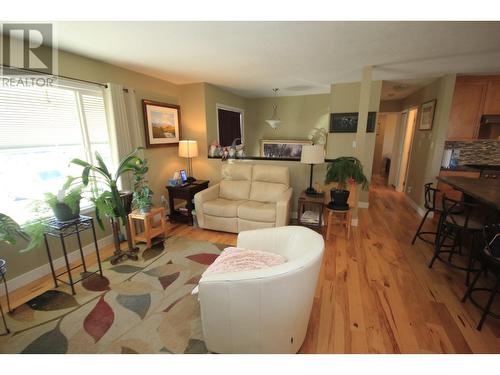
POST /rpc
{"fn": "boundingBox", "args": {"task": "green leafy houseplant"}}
[0,213,29,246]
[133,186,154,213]
[325,157,369,210]
[71,147,146,230]
[325,156,369,191]
[44,176,84,222]
[131,158,153,213]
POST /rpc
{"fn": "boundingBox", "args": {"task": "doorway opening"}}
[394,107,418,193]
[371,112,399,187]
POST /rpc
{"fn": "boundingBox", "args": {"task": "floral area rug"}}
[0,236,226,354]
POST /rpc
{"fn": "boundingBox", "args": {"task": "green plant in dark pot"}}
[44,176,84,222]
[325,156,369,210]
[133,186,153,214]
[71,148,146,264]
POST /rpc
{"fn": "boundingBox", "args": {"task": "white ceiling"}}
[50,21,500,97]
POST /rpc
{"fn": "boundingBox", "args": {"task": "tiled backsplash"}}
[444,140,500,166]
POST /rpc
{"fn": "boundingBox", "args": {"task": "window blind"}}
[0,79,111,223]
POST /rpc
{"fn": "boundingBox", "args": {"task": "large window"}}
[216,104,244,147]
[0,79,112,223]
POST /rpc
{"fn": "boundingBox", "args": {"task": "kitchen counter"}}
[436,175,500,210]
[440,166,480,172]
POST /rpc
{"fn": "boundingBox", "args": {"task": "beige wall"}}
[244,94,331,155]
[399,75,456,208]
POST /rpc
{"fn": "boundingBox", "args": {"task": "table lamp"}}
[301,144,325,195]
[178,140,199,182]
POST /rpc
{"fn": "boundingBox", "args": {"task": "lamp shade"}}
[300,144,324,164]
[178,140,199,158]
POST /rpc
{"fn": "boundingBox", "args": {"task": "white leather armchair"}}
[198,226,324,353]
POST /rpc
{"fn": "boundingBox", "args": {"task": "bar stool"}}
[428,195,483,285]
[412,182,442,246]
[462,224,500,330]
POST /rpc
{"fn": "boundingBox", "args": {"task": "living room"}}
[1,2,500,372]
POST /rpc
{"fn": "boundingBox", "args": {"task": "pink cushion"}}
[203,247,286,275]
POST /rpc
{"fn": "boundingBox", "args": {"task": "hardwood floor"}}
[3,177,500,353]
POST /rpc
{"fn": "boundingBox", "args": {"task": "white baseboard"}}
[358,201,369,209]
[1,234,113,296]
[405,195,432,218]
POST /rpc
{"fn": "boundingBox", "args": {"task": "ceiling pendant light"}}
[265,88,281,129]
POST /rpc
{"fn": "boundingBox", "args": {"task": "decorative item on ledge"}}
[260,139,312,160]
[301,145,325,196]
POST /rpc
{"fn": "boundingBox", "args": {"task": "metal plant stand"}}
[43,215,103,295]
[0,259,10,335]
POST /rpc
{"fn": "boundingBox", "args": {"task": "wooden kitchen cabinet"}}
[484,81,500,114]
[447,79,488,140]
[447,76,500,140]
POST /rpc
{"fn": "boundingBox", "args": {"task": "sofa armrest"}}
[275,187,293,227]
[194,184,220,228]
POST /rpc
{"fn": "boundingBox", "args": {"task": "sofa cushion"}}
[219,164,252,201]
[203,198,246,218]
[250,165,290,203]
[238,201,276,222]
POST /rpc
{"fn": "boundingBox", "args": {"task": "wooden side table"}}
[297,191,325,234]
[128,207,166,248]
[166,180,209,225]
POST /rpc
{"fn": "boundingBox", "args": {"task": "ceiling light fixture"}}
[265,88,281,129]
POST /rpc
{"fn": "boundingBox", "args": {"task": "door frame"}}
[395,106,418,193]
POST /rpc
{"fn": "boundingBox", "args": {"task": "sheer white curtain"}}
[104,83,144,190]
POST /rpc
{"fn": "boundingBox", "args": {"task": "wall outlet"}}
[352,141,357,148]
[407,186,413,194]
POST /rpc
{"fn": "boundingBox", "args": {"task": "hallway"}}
[300,178,500,353]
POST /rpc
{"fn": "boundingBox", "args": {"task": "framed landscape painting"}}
[419,99,436,130]
[142,100,181,147]
[260,139,312,160]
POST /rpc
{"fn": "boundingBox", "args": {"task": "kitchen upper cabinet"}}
[447,79,488,140]
[484,81,500,114]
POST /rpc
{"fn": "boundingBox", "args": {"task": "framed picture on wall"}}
[329,112,378,133]
[260,139,312,160]
[142,99,181,147]
[419,99,436,130]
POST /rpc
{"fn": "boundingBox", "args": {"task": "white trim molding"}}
[358,201,369,209]
[405,195,433,218]
[1,234,114,296]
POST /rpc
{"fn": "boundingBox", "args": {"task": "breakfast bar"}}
[436,175,500,210]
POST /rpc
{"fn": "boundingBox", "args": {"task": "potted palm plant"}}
[71,148,146,264]
[325,156,369,210]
